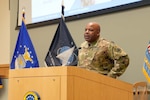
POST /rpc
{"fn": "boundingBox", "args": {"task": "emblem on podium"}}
[24,91,40,100]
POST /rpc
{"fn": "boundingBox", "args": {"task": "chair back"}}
[133,81,148,100]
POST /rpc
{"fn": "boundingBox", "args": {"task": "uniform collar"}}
[82,38,101,48]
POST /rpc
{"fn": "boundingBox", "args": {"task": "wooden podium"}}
[8,66,133,100]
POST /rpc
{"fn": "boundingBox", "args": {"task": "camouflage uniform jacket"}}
[78,38,129,78]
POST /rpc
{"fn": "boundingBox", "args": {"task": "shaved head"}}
[84,22,101,43]
[87,22,100,33]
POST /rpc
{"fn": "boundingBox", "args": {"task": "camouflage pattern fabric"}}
[78,38,129,78]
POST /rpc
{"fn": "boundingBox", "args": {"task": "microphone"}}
[78,47,81,50]
[74,47,81,52]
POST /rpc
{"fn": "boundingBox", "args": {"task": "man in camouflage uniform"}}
[78,22,129,78]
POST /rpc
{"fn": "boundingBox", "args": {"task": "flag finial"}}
[61,0,65,20]
[22,7,26,23]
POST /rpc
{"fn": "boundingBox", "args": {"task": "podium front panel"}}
[9,76,61,100]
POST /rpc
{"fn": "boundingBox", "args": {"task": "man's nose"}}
[85,30,89,33]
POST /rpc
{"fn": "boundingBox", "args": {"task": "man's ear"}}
[97,33,100,36]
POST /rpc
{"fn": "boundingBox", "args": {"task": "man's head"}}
[84,22,100,43]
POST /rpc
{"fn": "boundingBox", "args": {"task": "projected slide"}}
[18,0,141,26]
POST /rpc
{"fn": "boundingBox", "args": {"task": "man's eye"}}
[89,29,94,31]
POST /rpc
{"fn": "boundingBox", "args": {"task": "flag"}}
[44,2,78,66]
[44,18,78,66]
[10,12,39,69]
[142,41,150,83]
[0,79,2,88]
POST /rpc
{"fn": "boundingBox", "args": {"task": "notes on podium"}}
[8,66,133,100]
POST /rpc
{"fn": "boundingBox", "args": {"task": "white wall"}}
[0,0,10,63]
[0,0,10,100]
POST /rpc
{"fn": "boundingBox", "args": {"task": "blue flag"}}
[44,18,78,66]
[10,20,39,69]
[142,41,150,83]
[0,80,1,84]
